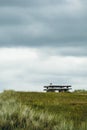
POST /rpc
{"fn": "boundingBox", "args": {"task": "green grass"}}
[0,90,87,130]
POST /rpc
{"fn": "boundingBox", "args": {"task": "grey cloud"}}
[0,0,87,91]
[58,47,87,57]
[38,47,87,57]
[0,0,87,56]
[0,0,65,7]
[0,7,32,25]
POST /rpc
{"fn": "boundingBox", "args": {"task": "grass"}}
[0,90,87,130]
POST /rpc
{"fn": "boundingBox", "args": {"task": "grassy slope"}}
[0,90,87,130]
[17,91,87,122]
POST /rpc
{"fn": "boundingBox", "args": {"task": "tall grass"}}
[0,97,56,130]
[0,90,87,130]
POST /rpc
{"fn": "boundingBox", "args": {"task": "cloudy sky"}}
[0,0,87,91]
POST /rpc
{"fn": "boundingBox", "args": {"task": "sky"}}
[0,0,87,91]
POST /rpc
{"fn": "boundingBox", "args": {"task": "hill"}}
[0,90,87,130]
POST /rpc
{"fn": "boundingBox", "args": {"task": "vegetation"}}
[0,90,87,130]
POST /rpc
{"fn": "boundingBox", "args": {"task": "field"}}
[0,90,87,130]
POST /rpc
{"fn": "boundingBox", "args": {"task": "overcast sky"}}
[0,0,87,91]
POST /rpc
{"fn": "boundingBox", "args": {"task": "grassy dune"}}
[0,90,87,130]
